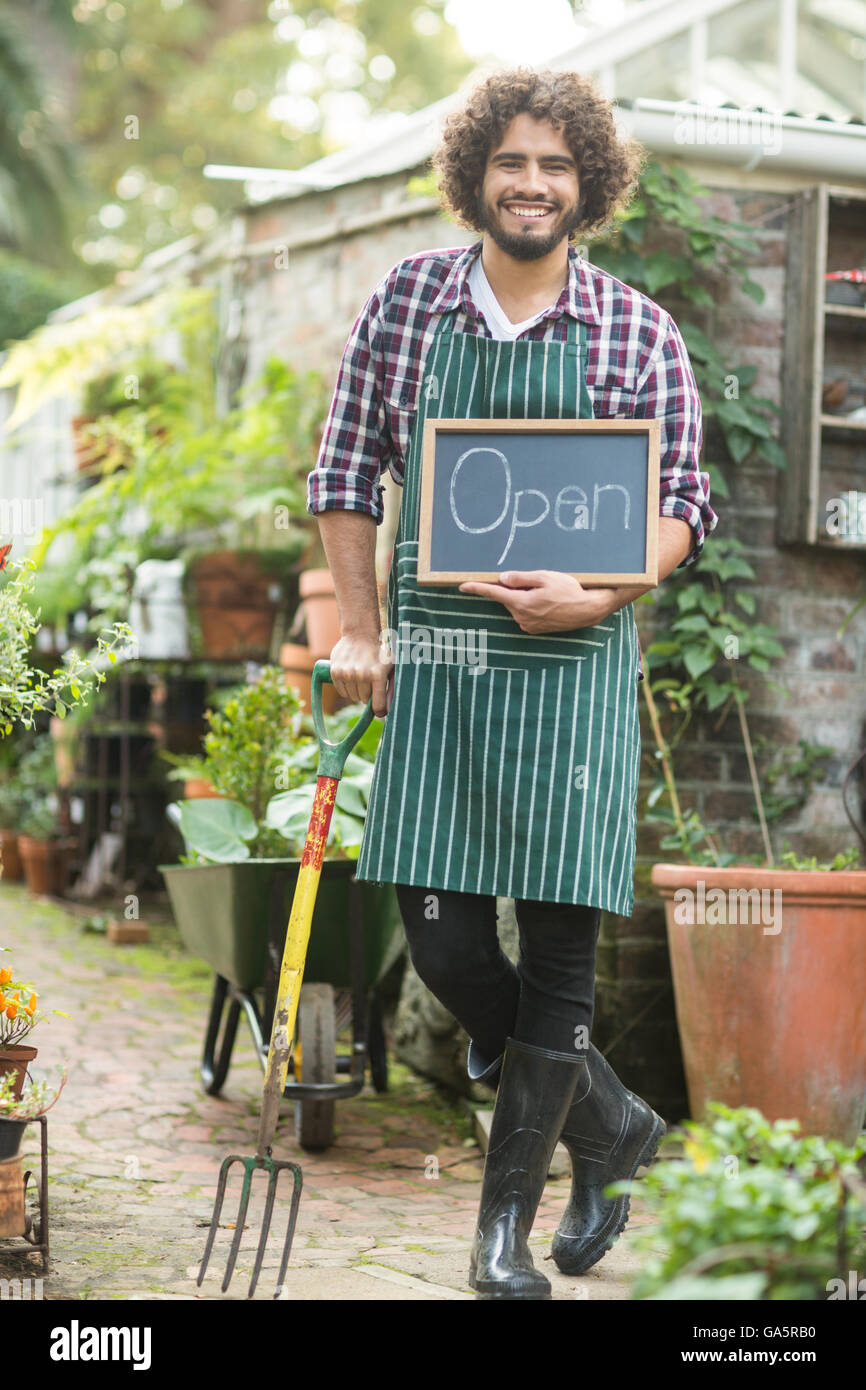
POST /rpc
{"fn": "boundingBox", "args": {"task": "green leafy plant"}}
[777,845,861,872]
[0,1067,67,1121]
[5,285,328,633]
[80,356,179,417]
[163,666,306,859]
[168,698,385,863]
[0,774,27,832]
[609,1103,866,1301]
[0,558,131,736]
[0,949,69,1047]
[264,706,386,858]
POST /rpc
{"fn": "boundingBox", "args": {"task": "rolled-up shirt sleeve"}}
[306,278,394,523]
[635,312,718,567]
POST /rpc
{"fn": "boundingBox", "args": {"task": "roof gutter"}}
[617,99,866,181]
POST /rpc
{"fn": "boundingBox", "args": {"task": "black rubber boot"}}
[469,1038,583,1300]
[551,1043,666,1276]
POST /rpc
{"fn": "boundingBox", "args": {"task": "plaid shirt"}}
[307,240,717,567]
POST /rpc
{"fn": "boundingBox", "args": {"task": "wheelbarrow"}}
[161,676,403,1150]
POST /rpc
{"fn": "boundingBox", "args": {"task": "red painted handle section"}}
[300,775,340,870]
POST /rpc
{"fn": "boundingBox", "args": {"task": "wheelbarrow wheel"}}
[295,982,336,1151]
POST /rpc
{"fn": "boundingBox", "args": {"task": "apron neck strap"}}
[439,309,584,346]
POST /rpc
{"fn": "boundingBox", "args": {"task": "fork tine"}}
[273,1163,304,1300]
[197,1155,237,1287]
[247,1164,281,1299]
[221,1159,256,1293]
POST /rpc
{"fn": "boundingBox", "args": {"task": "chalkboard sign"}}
[418,418,660,586]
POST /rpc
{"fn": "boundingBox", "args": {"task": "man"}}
[307,68,717,1299]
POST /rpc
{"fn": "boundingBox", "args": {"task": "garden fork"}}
[197,659,374,1298]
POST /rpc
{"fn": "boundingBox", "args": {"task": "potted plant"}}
[72,354,177,475]
[12,738,72,898]
[0,1068,66,1239]
[0,774,27,881]
[3,292,327,654]
[640,538,866,1143]
[609,1102,866,1300]
[160,668,402,995]
[0,1068,67,1159]
[0,555,129,885]
[0,950,67,1100]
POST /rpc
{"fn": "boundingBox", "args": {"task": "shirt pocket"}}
[384,375,419,482]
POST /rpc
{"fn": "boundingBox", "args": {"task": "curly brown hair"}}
[432,69,643,241]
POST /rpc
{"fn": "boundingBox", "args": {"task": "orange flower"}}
[0,968,11,985]
[6,1002,17,1020]
[28,993,36,1010]
[0,994,5,1012]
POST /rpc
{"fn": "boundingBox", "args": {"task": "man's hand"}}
[458,570,615,633]
[329,632,394,717]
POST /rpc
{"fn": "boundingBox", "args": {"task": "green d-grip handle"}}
[312,659,375,778]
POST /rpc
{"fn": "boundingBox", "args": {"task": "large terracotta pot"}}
[299,568,341,657]
[17,836,70,898]
[0,1045,38,1101]
[652,864,866,1144]
[189,551,279,661]
[0,830,23,882]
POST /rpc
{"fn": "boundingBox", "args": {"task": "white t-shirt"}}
[467,254,560,341]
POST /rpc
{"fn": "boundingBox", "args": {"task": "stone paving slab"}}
[0,883,656,1302]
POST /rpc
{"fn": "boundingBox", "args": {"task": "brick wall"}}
[595,187,866,1120]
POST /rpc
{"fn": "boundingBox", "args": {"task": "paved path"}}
[0,883,657,1301]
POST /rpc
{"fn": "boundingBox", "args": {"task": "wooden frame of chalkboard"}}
[418,418,661,586]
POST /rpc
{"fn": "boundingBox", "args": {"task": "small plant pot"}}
[0,1045,38,1101]
[17,836,70,897]
[279,642,339,714]
[0,1154,25,1237]
[299,568,341,657]
[183,779,223,800]
[0,830,24,882]
[0,1119,28,1162]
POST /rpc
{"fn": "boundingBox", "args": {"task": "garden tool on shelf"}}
[197,659,374,1299]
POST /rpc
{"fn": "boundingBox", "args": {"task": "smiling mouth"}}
[503,203,557,220]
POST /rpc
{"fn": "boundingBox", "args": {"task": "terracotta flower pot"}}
[299,568,341,657]
[652,863,866,1143]
[183,779,224,800]
[279,642,338,715]
[0,1154,25,1237]
[0,1045,38,1101]
[189,551,279,661]
[17,836,70,898]
[0,830,23,882]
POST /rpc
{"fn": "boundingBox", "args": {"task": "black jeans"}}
[395,884,601,1059]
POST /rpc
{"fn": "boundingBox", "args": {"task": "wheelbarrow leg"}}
[201,974,242,1096]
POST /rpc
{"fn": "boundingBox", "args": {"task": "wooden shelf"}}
[820,414,866,432]
[824,303,866,319]
[778,184,866,548]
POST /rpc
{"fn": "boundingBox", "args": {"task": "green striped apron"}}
[355,308,641,915]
